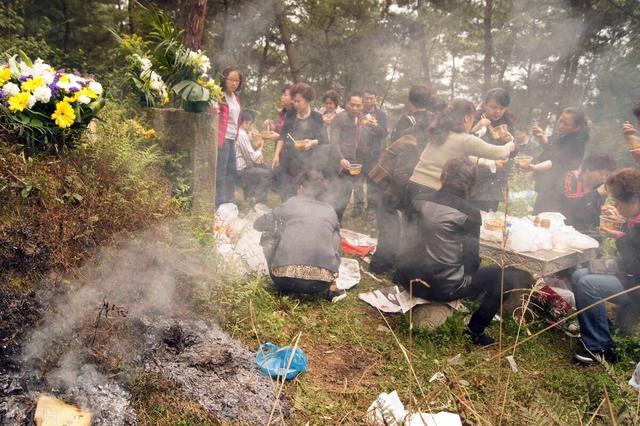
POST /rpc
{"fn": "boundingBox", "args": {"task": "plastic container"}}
[514,155,533,169]
[600,215,625,231]
[349,163,363,176]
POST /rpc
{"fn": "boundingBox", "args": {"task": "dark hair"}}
[221,66,243,93]
[484,88,510,107]
[428,99,476,145]
[240,110,254,124]
[282,83,294,94]
[632,100,640,118]
[346,91,363,102]
[297,169,327,200]
[322,90,339,106]
[363,89,377,96]
[562,106,587,128]
[429,95,447,113]
[606,168,640,203]
[440,158,477,197]
[409,84,432,109]
[582,153,616,172]
[291,82,315,102]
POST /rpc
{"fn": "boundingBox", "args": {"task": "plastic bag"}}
[507,222,552,252]
[629,362,640,391]
[216,203,239,223]
[255,343,307,381]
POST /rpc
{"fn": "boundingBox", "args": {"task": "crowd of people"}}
[213,65,640,366]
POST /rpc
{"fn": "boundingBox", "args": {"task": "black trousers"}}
[401,265,519,334]
[335,172,364,221]
[370,189,402,271]
[270,274,331,296]
[240,165,271,203]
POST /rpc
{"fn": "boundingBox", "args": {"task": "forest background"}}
[2,0,640,167]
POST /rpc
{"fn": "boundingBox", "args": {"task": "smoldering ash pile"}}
[0,222,288,425]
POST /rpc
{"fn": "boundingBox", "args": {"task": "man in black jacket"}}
[396,158,527,345]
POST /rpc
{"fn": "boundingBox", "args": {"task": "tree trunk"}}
[416,0,432,85]
[128,0,136,34]
[450,54,456,100]
[482,0,493,93]
[61,0,71,53]
[538,59,565,126]
[274,0,301,83]
[184,0,208,50]
[255,36,270,105]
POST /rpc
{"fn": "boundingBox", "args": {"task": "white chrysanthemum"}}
[32,58,54,77]
[41,71,55,85]
[27,95,36,109]
[77,94,91,104]
[56,81,81,92]
[134,54,153,72]
[88,81,103,96]
[2,82,20,97]
[33,86,52,103]
[68,73,85,85]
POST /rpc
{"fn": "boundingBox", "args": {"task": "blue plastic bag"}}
[255,342,308,380]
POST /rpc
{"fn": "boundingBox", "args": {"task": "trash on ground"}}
[366,390,462,426]
[359,285,463,314]
[341,229,377,257]
[506,355,518,372]
[34,394,92,426]
[336,257,361,290]
[256,342,308,381]
[447,353,464,366]
[429,372,445,383]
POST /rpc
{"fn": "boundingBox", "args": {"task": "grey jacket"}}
[254,195,341,272]
[397,187,482,298]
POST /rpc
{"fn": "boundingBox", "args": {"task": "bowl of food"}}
[490,124,510,142]
[484,218,506,232]
[514,155,533,169]
[600,215,625,232]
[349,163,363,176]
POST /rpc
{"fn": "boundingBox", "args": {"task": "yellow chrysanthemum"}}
[51,101,76,128]
[63,93,80,103]
[79,86,98,99]
[8,92,31,112]
[21,76,45,93]
[0,67,10,86]
[58,74,70,83]
[143,129,157,139]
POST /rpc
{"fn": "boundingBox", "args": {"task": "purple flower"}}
[3,101,8,107]
[69,86,79,93]
[49,83,60,97]
[19,74,32,82]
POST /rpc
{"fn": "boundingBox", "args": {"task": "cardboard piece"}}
[34,394,92,426]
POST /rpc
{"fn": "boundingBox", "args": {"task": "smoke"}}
[22,220,217,368]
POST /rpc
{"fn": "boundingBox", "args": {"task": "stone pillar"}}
[148,108,218,215]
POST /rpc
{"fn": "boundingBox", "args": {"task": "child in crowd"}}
[560,153,616,233]
[235,111,271,204]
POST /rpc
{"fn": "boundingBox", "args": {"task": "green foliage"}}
[0,105,173,283]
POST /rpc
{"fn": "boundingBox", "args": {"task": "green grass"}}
[206,262,640,424]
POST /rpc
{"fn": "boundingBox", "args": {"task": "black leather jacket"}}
[397,186,482,299]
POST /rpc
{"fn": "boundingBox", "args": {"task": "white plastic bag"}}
[336,258,361,290]
[215,203,239,223]
[629,362,640,391]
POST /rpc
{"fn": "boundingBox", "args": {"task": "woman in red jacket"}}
[216,66,243,207]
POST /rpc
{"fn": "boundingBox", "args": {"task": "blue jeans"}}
[572,268,631,351]
[215,138,237,206]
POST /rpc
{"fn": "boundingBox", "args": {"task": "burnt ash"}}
[143,318,290,424]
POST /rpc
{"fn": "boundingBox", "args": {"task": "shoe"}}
[326,289,347,303]
[464,327,495,346]
[574,343,617,366]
